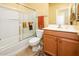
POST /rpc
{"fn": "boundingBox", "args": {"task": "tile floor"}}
[16,46,37,56]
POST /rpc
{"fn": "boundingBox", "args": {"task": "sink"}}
[43,24,77,33]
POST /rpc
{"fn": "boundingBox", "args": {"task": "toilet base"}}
[32,45,40,52]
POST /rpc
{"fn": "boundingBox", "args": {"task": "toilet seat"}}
[29,37,41,46]
[29,37,40,43]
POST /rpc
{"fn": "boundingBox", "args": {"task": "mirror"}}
[49,3,79,28]
[56,3,79,26]
[56,8,69,26]
[70,3,79,25]
[70,3,76,25]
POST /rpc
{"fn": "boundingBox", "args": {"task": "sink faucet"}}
[58,24,61,28]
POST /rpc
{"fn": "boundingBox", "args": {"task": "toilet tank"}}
[36,29,44,38]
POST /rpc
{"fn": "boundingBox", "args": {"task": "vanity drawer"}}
[44,29,79,41]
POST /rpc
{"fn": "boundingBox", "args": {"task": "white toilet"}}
[29,29,44,52]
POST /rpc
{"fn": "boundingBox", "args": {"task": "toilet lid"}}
[29,37,40,43]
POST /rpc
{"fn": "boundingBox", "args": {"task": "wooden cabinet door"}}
[58,38,79,56]
[43,35,57,56]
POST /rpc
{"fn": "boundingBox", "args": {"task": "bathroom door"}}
[38,16,44,29]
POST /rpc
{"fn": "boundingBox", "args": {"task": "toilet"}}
[29,29,44,52]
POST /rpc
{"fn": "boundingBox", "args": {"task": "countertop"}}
[43,24,78,33]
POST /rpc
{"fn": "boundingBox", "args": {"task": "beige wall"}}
[49,3,72,24]
[24,3,49,16]
[23,3,49,27]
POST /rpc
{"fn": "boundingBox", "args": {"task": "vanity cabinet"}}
[43,30,79,56]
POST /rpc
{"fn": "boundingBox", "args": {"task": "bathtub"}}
[0,35,33,56]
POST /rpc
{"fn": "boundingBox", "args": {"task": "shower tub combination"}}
[0,35,35,56]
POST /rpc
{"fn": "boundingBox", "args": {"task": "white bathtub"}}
[0,35,33,56]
